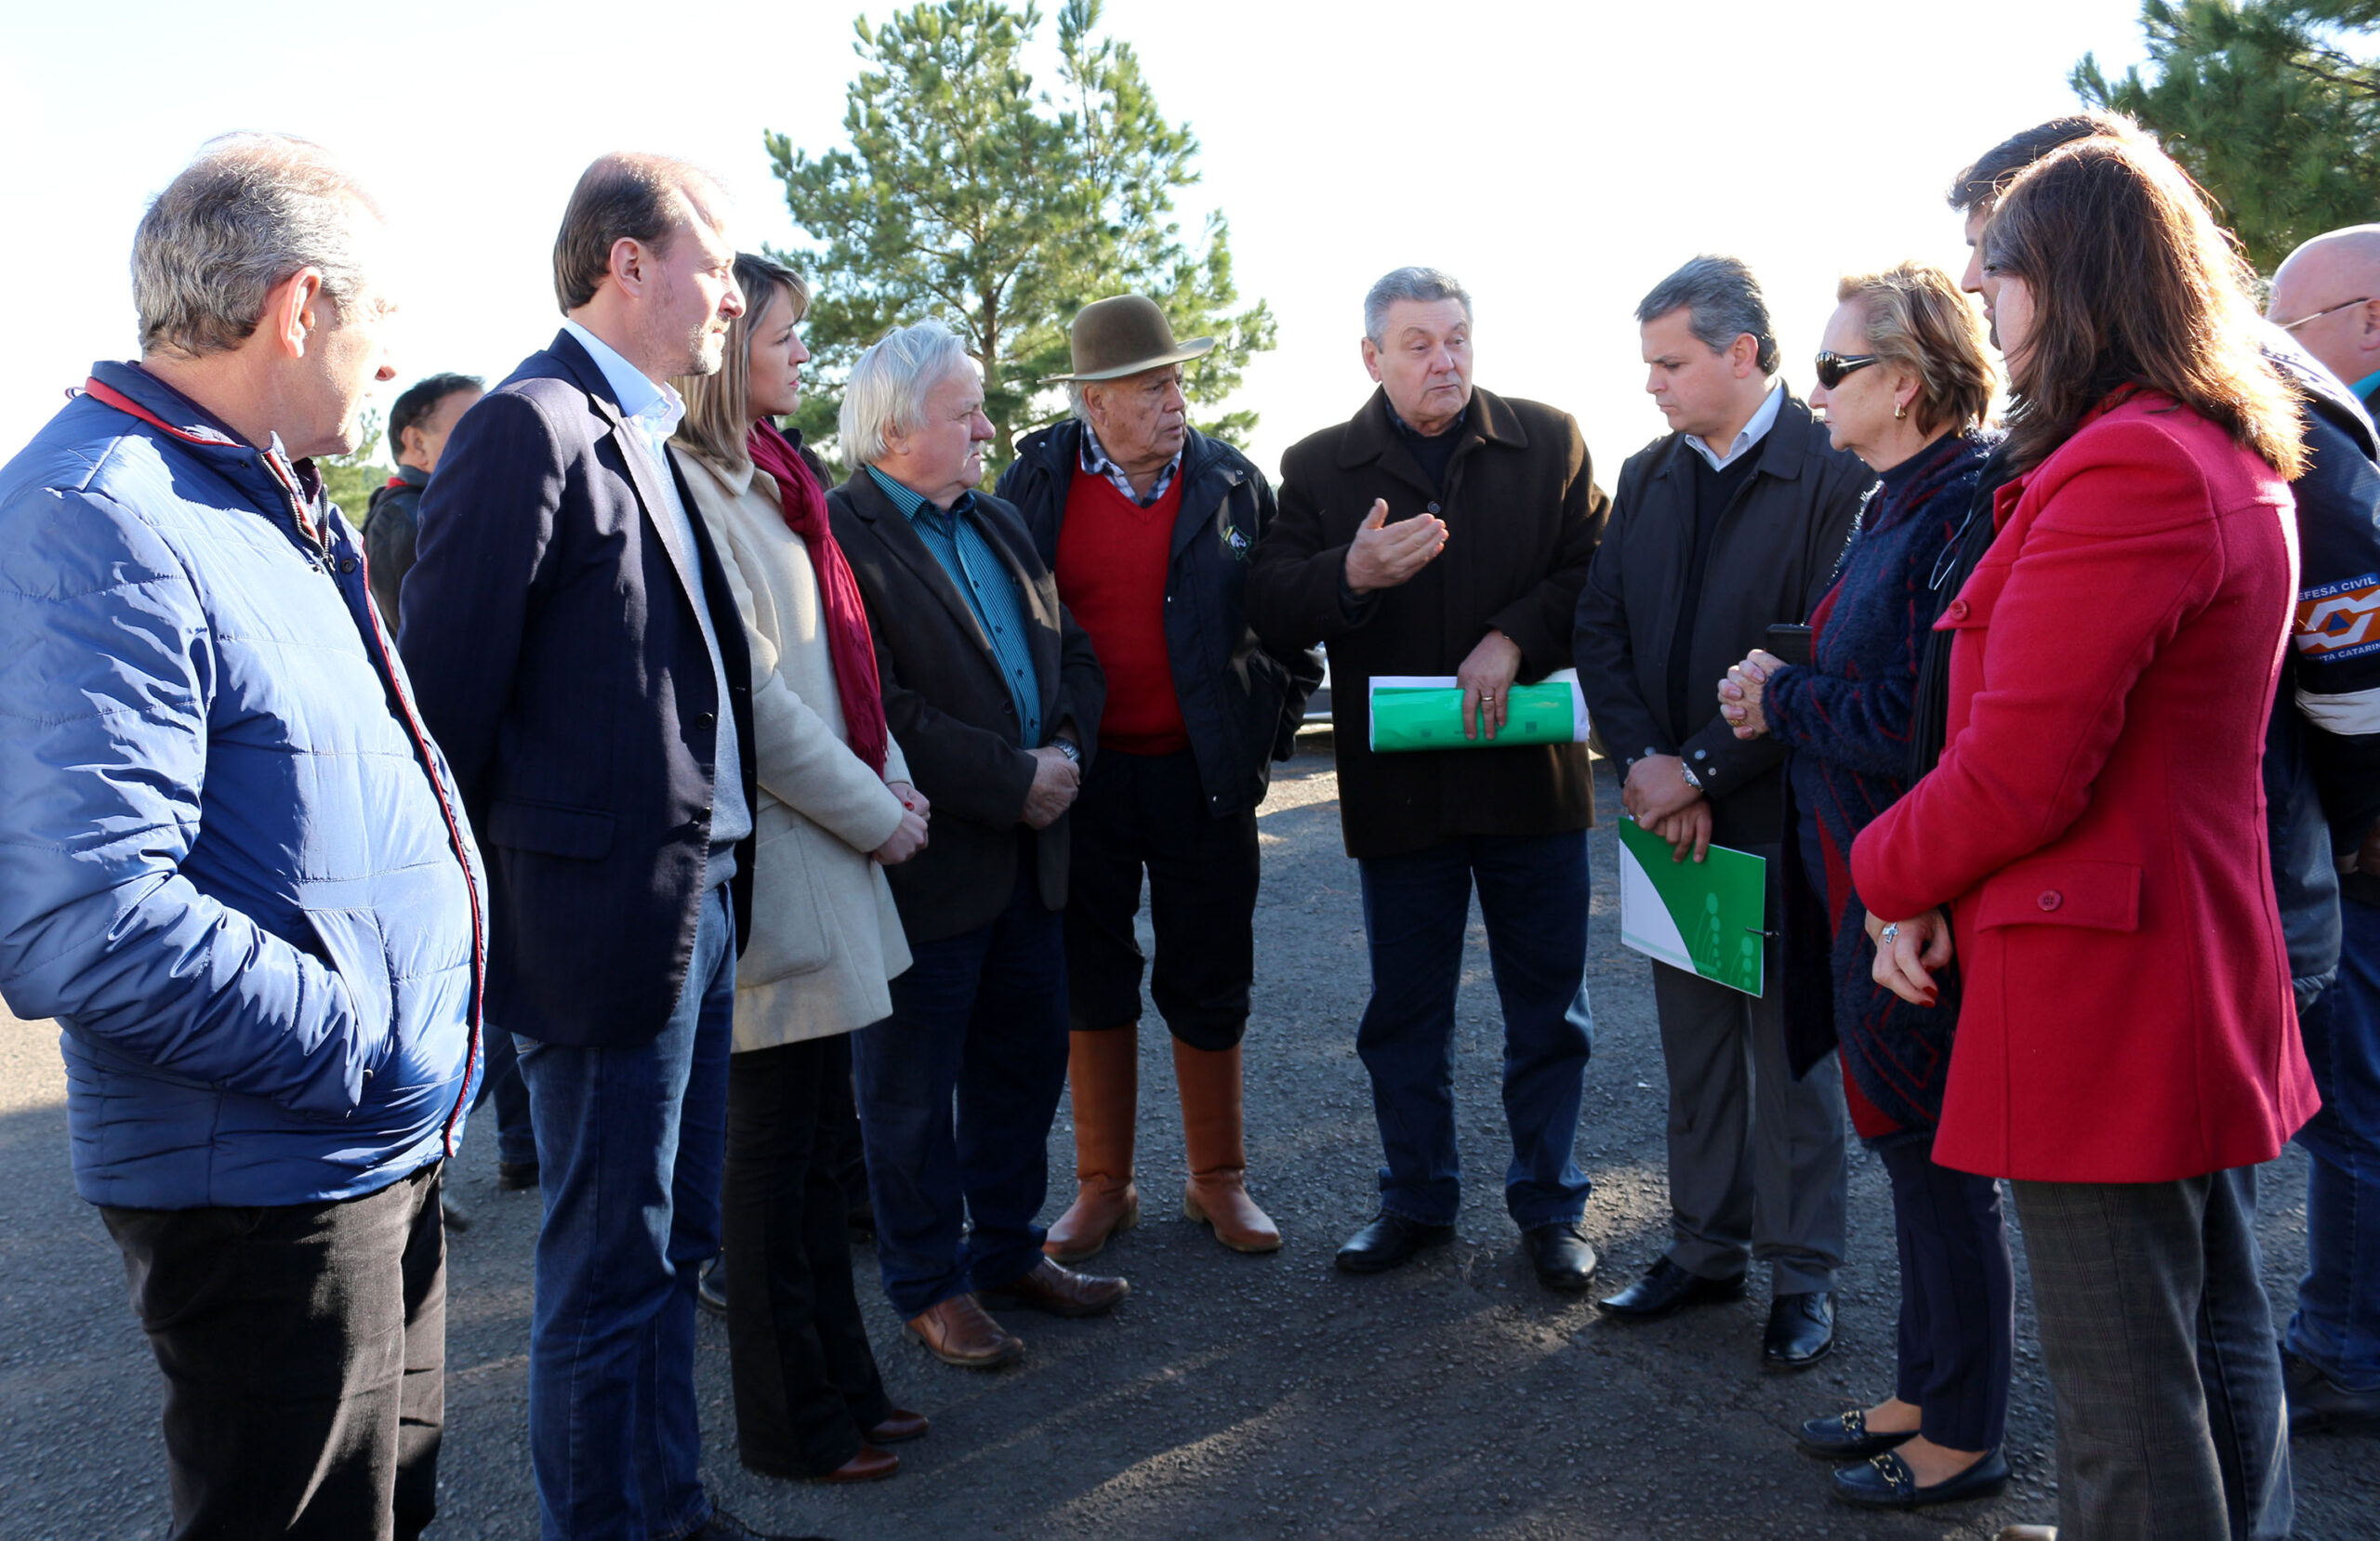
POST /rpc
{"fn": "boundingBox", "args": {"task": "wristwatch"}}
[1680,762,1704,792]
[1052,738,1082,765]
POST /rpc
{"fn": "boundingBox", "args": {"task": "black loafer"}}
[1334,1213,1454,1274]
[697,1255,728,1318]
[1595,1257,1747,1320]
[1522,1222,1599,1291]
[1764,1289,1836,1370]
[496,1160,540,1192]
[1795,1406,1914,1459]
[2284,1347,2380,1432]
[1831,1447,2009,1509]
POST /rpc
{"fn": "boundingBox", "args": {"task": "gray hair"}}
[132,134,384,359]
[1634,255,1779,375]
[840,321,975,470]
[1364,266,1473,343]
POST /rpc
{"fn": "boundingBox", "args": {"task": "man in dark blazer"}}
[826,321,1123,1372]
[1572,255,1870,1373]
[398,154,791,1541]
[1247,267,1609,1293]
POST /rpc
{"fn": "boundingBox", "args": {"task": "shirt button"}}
[694,711,716,729]
[1693,750,1708,760]
[2038,890,2063,912]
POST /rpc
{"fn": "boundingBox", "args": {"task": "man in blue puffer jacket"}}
[0,136,483,1541]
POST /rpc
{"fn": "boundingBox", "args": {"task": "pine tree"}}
[764,0,1276,478]
[319,408,387,531]
[2075,0,2380,271]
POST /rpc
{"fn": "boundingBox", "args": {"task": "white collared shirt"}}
[1683,381,1785,472]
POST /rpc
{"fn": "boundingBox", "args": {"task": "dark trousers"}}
[853,859,1070,1318]
[1065,746,1261,1050]
[1354,830,1594,1229]
[473,1022,537,1168]
[723,1033,892,1476]
[2013,1169,2292,1541]
[1878,1140,2013,1452]
[515,884,734,1541]
[2292,893,2380,1390]
[100,1161,446,1541]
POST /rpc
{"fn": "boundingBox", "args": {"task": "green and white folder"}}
[1616,816,1768,997]
[1368,668,1590,752]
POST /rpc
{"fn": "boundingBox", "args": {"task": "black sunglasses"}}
[1814,351,1880,389]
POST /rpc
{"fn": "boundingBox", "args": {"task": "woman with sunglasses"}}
[1717,260,2009,1510]
[1853,138,2313,1539]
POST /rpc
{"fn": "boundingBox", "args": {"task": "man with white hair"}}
[0,136,483,1539]
[826,321,1122,1371]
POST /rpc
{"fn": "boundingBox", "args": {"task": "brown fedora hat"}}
[1044,295,1215,383]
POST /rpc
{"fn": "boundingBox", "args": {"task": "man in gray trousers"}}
[1571,256,1869,1368]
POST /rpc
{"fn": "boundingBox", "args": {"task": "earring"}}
[1895,402,1908,420]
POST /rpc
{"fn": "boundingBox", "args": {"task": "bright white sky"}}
[1,0,2152,484]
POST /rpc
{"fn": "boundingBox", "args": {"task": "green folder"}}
[1368,668,1590,752]
[1615,816,1769,996]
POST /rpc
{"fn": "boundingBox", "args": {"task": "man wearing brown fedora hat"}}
[999,295,1321,1262]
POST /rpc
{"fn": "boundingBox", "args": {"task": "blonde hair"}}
[1835,261,1995,437]
[672,251,811,469]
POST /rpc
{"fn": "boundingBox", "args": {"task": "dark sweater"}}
[1765,430,1993,1142]
[1664,449,1763,735]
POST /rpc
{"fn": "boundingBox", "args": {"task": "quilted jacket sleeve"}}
[0,482,385,1116]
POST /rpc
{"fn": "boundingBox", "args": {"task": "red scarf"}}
[746,420,889,776]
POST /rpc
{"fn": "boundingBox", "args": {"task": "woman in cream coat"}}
[672,253,931,1485]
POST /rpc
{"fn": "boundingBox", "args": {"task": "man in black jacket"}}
[827,321,1125,1374]
[362,371,480,628]
[999,295,1321,1267]
[399,155,794,1541]
[1573,255,1870,1370]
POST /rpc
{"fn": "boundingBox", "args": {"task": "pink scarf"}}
[746,420,889,776]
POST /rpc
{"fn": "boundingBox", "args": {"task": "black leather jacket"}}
[1000,420,1322,818]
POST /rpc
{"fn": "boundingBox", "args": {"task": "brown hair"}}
[1836,261,1995,437]
[671,253,812,469]
[1982,136,2304,477]
[551,152,720,313]
[1945,112,2137,215]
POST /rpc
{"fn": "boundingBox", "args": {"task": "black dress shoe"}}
[1522,1222,1599,1291]
[693,1508,833,1541]
[1594,1257,1747,1320]
[697,1255,728,1318]
[496,1160,540,1192]
[1764,1289,1836,1370]
[1334,1213,1454,1274]
[1794,1406,1914,1459]
[2284,1346,2380,1431]
[1831,1447,2009,1509]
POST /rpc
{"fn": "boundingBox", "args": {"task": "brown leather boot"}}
[1043,1026,1138,1262]
[1175,1039,1281,1253]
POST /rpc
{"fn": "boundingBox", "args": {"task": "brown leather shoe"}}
[1175,1039,1281,1253]
[865,1408,929,1445]
[1045,1026,1140,1262]
[979,1257,1130,1318]
[903,1294,1024,1368]
[814,1445,899,1482]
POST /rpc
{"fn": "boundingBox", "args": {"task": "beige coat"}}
[676,447,913,1048]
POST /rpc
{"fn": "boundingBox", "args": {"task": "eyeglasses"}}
[1814,351,1880,389]
[2276,296,2374,332]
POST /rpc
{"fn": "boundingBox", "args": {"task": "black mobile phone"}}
[1764,624,1814,668]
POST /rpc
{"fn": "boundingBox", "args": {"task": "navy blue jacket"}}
[999,421,1322,816]
[399,331,756,1050]
[0,362,485,1208]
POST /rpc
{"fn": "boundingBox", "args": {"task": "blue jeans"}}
[853,862,1069,1320]
[1354,831,1593,1229]
[515,884,734,1541]
[2292,894,2380,1392]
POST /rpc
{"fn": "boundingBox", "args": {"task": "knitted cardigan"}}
[1765,429,1995,1143]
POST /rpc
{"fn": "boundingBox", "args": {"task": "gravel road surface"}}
[3,749,2373,1539]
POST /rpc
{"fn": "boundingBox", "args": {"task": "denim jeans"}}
[515,884,734,1541]
[2291,894,2380,1392]
[1354,831,1593,1230]
[473,1023,537,1168]
[853,861,1069,1319]
[2014,1168,2292,1541]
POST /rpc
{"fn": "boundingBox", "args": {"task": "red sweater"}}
[1055,465,1188,755]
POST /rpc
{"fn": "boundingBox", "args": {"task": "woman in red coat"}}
[1851,135,2316,1540]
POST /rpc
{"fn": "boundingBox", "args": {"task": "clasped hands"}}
[1717,648,1784,740]
[875,781,931,864]
[1021,742,1081,830]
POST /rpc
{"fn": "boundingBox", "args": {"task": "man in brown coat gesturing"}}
[1248,267,1609,1290]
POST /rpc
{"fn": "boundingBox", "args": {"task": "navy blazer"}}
[827,468,1104,945]
[398,330,756,1049]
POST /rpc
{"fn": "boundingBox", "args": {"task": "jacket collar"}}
[1333,386,1526,500]
[544,328,705,604]
[1648,389,1818,486]
[838,463,1007,661]
[89,360,257,453]
[84,361,328,541]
